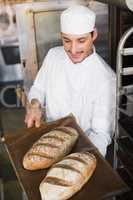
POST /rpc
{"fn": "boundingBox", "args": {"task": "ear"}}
[92,28,98,42]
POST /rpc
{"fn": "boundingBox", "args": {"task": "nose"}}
[70,42,77,54]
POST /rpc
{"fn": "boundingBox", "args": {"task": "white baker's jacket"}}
[28,46,116,156]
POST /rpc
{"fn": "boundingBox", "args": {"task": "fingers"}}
[25,111,42,128]
[24,114,28,125]
[24,99,42,128]
[25,114,34,128]
[27,117,34,128]
[35,111,42,127]
[35,117,41,128]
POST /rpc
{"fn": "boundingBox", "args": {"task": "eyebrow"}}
[78,37,86,40]
[62,37,70,40]
[62,37,86,40]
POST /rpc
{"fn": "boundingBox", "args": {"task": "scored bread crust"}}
[23,126,79,170]
[39,152,96,200]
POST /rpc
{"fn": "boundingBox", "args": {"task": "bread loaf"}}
[39,152,96,200]
[23,126,79,170]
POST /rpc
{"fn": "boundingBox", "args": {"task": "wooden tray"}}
[4,116,129,200]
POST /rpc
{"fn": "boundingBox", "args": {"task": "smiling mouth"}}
[70,52,83,59]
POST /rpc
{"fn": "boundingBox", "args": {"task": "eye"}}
[64,40,70,43]
[79,39,86,43]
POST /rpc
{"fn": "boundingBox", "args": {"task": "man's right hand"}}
[25,99,43,128]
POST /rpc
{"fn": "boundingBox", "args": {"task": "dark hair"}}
[90,31,94,37]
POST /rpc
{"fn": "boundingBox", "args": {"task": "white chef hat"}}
[60,5,96,35]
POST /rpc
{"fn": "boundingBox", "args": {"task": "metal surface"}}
[116,26,133,123]
[96,0,133,11]
[119,112,133,142]
[0,41,23,84]
[4,116,129,200]
[114,27,133,169]
[108,5,119,68]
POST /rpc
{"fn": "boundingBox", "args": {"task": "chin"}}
[72,60,82,64]
[68,55,83,64]
[71,57,84,64]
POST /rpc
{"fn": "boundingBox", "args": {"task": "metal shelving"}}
[114,27,133,179]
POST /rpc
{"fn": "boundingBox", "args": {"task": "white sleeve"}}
[88,79,116,157]
[28,54,49,107]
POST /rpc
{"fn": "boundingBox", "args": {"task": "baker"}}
[25,5,116,157]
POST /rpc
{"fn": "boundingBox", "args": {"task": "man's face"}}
[61,31,97,64]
